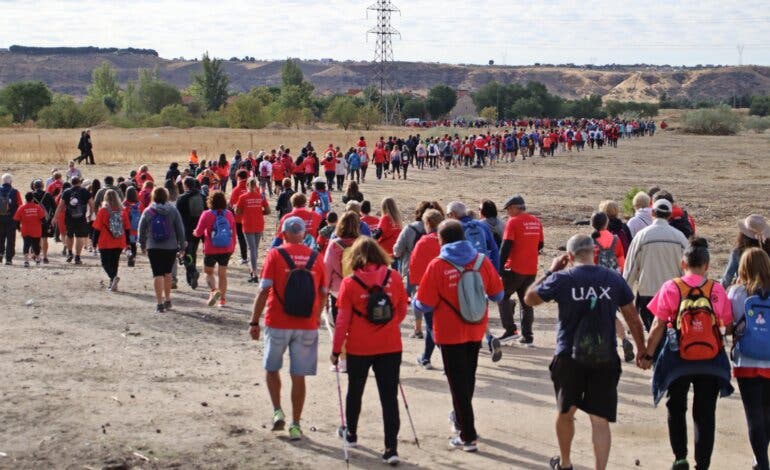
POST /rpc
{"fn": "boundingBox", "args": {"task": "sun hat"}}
[738,214,770,244]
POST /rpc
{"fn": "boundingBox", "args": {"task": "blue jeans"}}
[421,311,436,363]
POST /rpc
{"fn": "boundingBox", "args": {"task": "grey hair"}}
[1,173,12,185]
[446,201,467,218]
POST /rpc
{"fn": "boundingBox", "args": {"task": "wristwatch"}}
[544,270,553,278]
[249,321,259,327]
[643,354,654,361]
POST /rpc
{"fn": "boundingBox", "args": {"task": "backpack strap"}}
[305,250,318,270]
[472,254,485,271]
[277,247,296,270]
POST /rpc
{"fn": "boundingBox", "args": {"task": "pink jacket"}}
[323,237,357,296]
[193,209,236,255]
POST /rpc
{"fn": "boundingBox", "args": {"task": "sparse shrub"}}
[158,104,195,128]
[681,104,740,135]
[744,115,770,134]
[622,187,646,218]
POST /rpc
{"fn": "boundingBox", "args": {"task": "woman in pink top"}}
[642,238,733,470]
[193,190,236,308]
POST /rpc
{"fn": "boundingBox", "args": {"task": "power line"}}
[367,0,401,124]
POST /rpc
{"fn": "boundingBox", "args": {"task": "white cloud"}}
[0,0,768,65]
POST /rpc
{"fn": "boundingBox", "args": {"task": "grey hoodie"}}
[138,202,186,250]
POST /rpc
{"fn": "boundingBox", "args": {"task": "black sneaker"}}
[498,328,520,344]
[671,459,689,470]
[549,456,573,470]
[488,337,503,362]
[382,449,400,466]
[622,338,635,363]
[127,256,135,267]
[155,303,165,314]
[164,300,172,310]
[74,256,82,265]
[519,336,534,347]
[4,260,12,266]
[66,254,73,263]
[190,270,200,290]
[336,426,358,448]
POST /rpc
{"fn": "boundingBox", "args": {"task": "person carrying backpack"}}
[0,174,23,265]
[414,220,504,452]
[138,187,186,313]
[728,248,770,470]
[308,177,332,218]
[175,177,206,286]
[641,238,734,470]
[331,237,408,466]
[31,179,56,264]
[53,176,93,265]
[447,201,500,271]
[249,216,327,442]
[12,191,46,267]
[323,212,361,333]
[92,190,130,291]
[194,190,236,308]
[229,169,250,266]
[591,211,636,363]
[524,234,646,470]
[721,214,770,288]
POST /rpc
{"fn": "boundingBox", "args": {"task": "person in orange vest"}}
[189,150,200,174]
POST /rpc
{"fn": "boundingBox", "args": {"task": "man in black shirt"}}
[175,177,205,288]
[54,177,93,264]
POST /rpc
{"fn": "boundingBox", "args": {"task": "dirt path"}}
[1,130,768,469]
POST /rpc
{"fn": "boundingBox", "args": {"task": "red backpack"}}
[673,278,722,361]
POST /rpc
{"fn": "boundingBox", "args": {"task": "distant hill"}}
[1,49,769,103]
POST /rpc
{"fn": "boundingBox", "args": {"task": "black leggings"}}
[346,352,401,452]
[335,175,344,191]
[99,247,121,280]
[666,375,720,469]
[441,341,480,442]
[22,236,41,257]
[293,174,305,193]
[738,377,770,470]
[235,223,247,261]
[360,165,368,181]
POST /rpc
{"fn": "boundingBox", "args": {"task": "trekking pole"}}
[335,364,350,467]
[398,382,420,448]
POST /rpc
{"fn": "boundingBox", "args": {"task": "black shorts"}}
[549,354,621,422]
[204,253,231,268]
[66,218,90,238]
[147,248,177,277]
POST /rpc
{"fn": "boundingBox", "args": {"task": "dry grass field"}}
[0,123,769,469]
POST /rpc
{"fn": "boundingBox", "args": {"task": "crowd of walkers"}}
[1,128,768,469]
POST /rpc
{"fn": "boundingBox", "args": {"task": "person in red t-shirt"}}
[275,193,322,242]
[236,178,271,283]
[229,169,250,264]
[414,220,504,451]
[271,159,285,196]
[13,191,46,267]
[249,216,327,441]
[409,209,444,369]
[497,195,543,345]
[360,200,380,233]
[92,189,130,290]
[330,237,407,463]
[375,198,402,256]
[194,191,237,308]
[373,144,388,180]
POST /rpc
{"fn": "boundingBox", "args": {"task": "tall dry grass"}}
[0,125,442,165]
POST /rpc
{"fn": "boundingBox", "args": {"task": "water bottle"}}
[667,322,679,352]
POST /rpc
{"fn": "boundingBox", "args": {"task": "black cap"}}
[503,195,525,210]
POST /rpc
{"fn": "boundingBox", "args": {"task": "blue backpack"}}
[128,203,141,242]
[149,209,171,242]
[315,191,330,215]
[463,221,487,255]
[735,291,770,361]
[211,210,232,248]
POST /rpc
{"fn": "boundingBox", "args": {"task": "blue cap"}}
[282,216,306,235]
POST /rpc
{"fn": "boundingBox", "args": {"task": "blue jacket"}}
[651,335,733,406]
[459,216,500,271]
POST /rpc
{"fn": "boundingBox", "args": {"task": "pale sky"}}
[2,0,769,65]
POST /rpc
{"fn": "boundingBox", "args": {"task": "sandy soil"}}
[1,129,769,469]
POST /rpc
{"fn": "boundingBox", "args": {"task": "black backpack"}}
[351,270,394,324]
[670,210,694,239]
[274,248,318,318]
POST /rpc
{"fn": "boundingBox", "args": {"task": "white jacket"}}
[623,218,689,297]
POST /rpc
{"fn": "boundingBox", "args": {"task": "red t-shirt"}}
[332,264,408,356]
[236,190,269,233]
[408,232,440,285]
[322,157,336,173]
[303,156,317,175]
[278,208,322,239]
[416,255,503,345]
[373,148,388,164]
[376,214,401,256]
[261,243,327,330]
[46,180,63,195]
[503,212,543,275]
[92,207,129,250]
[361,214,380,233]
[272,161,285,181]
[13,202,45,238]
[229,180,248,223]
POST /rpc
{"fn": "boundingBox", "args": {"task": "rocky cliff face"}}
[1,51,767,103]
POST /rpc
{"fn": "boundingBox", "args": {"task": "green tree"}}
[192,52,230,111]
[566,95,604,119]
[0,81,52,122]
[750,95,770,117]
[402,98,427,119]
[479,106,498,123]
[358,104,381,129]
[426,85,457,119]
[158,104,195,128]
[510,97,543,118]
[281,59,304,87]
[224,93,268,129]
[37,95,83,128]
[325,96,358,130]
[87,61,121,113]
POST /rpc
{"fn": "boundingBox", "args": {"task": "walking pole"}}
[335,364,350,467]
[398,382,420,448]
